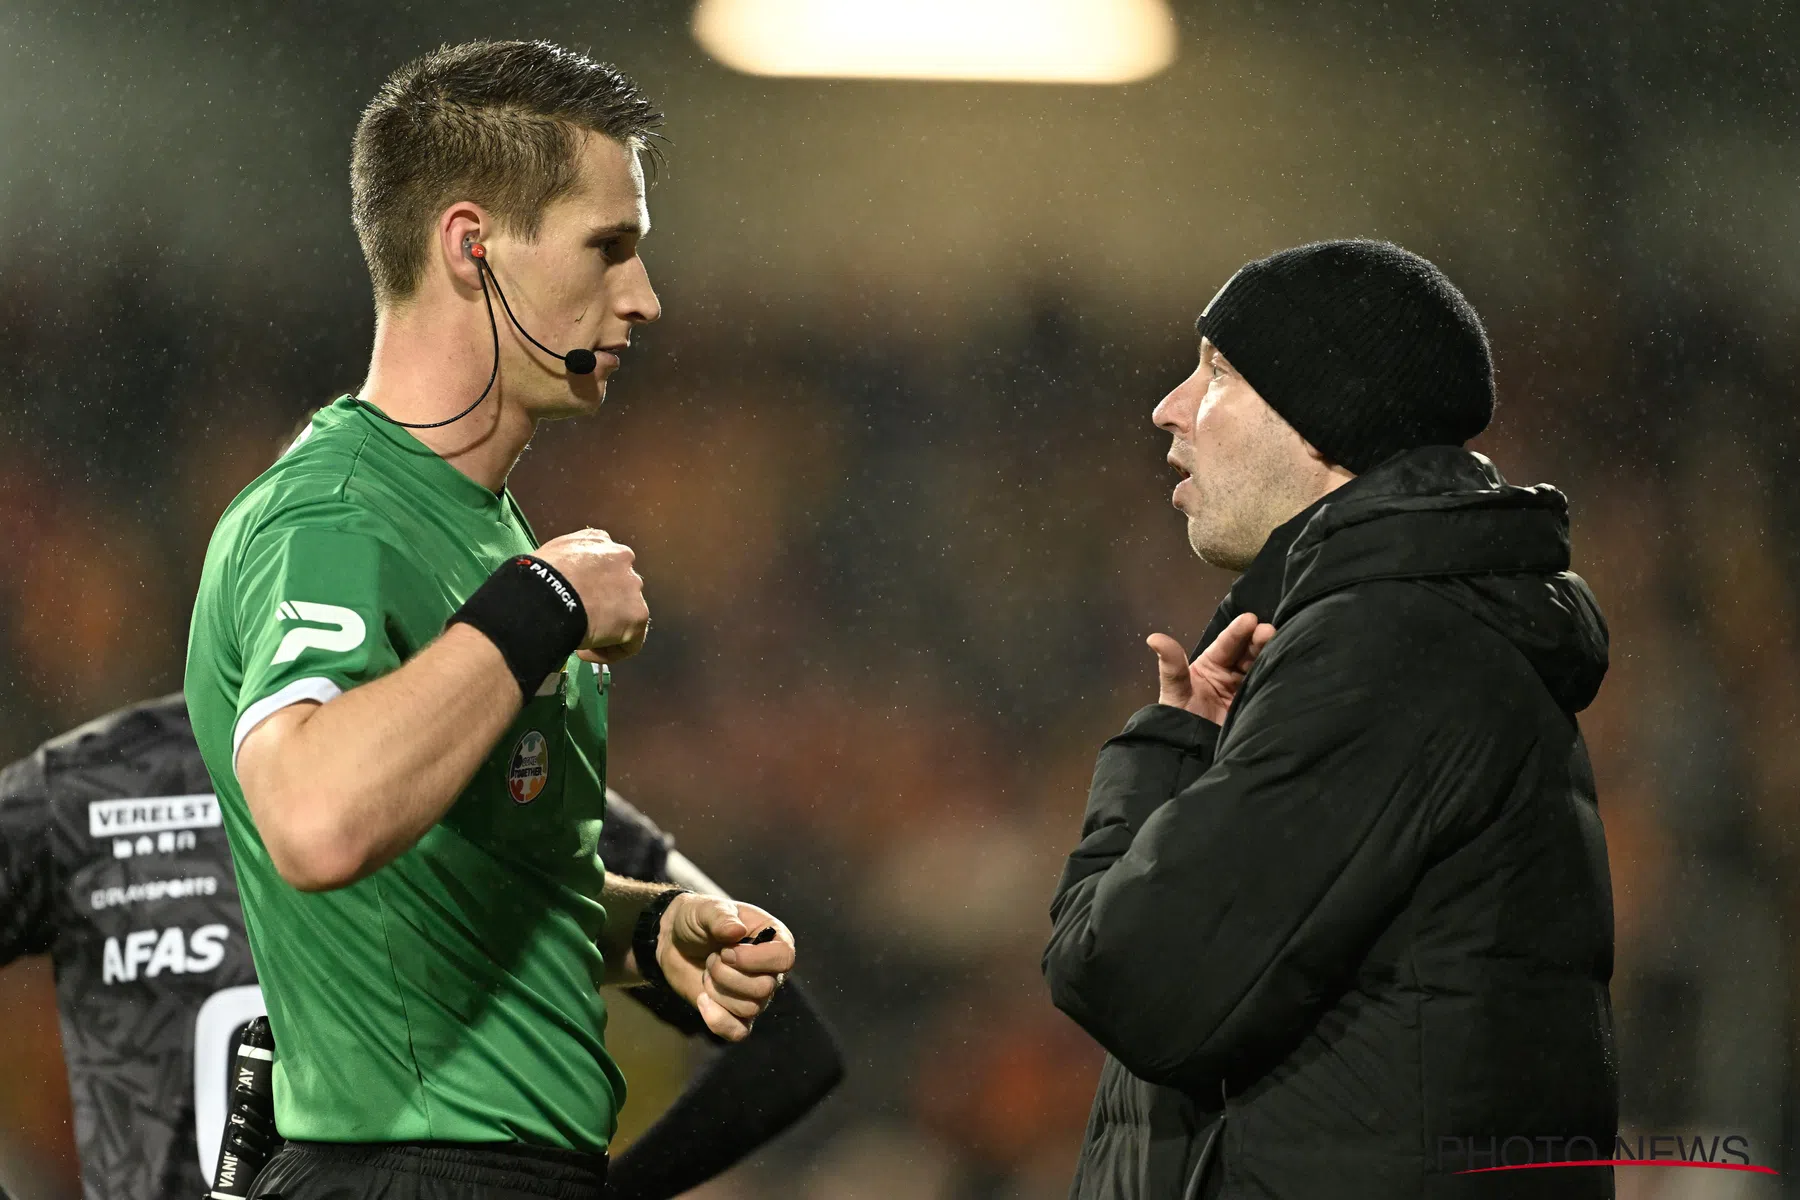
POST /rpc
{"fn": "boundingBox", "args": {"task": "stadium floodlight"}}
[691,0,1179,84]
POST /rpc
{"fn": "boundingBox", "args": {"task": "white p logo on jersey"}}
[272,601,366,664]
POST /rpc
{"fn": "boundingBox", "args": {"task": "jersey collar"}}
[331,395,513,516]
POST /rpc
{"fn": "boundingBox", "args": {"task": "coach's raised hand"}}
[1147,612,1276,725]
[534,528,651,664]
[659,895,796,1042]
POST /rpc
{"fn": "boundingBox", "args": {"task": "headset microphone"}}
[467,242,598,376]
[357,238,597,431]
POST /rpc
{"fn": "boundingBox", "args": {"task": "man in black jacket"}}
[1043,241,1617,1199]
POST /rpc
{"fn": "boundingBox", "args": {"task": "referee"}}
[185,41,794,1200]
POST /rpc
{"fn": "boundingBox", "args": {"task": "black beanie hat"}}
[1194,240,1494,474]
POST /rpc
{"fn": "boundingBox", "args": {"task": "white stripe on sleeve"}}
[231,677,344,774]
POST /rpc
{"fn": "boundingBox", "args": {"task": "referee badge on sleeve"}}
[507,731,550,805]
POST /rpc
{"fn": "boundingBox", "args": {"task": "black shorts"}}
[250,1139,608,1200]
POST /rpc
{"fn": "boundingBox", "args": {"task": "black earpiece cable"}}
[355,243,591,431]
[479,257,597,376]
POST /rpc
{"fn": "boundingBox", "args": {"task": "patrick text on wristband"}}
[446,554,588,700]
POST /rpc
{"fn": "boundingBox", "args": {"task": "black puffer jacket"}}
[1043,447,1617,1199]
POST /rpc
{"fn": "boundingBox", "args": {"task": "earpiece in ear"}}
[463,238,486,261]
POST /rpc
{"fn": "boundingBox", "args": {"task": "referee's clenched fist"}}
[652,896,796,1042]
[535,528,651,663]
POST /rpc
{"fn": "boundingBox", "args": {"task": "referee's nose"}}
[616,255,661,327]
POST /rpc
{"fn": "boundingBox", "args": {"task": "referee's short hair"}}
[351,40,663,307]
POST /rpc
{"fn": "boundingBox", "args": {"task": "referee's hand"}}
[659,896,796,1042]
[535,528,650,663]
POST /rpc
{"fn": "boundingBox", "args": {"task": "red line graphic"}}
[1456,1160,1778,1175]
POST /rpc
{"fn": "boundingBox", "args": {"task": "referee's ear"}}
[438,203,491,295]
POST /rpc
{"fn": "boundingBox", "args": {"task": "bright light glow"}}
[692,0,1178,84]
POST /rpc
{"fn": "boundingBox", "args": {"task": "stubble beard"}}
[1188,525,1258,573]
[1180,408,1320,575]
[1184,490,1260,573]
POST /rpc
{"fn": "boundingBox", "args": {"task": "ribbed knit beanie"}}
[1194,240,1494,474]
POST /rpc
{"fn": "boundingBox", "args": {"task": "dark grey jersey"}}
[0,695,251,1200]
[0,694,678,1200]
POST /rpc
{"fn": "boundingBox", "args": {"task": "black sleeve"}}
[0,751,57,964]
[1049,703,1219,908]
[1042,595,1500,1094]
[598,789,674,884]
[605,977,845,1200]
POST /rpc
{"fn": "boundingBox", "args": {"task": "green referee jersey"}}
[184,396,626,1150]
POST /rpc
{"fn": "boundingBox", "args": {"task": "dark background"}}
[2,1,1797,1196]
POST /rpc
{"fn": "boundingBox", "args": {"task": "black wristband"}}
[447,554,587,701]
[632,886,693,997]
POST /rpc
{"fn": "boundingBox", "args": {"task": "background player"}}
[0,692,844,1200]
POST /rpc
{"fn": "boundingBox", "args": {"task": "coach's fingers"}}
[697,991,750,1042]
[1199,612,1261,675]
[1241,622,1277,668]
[1146,633,1193,705]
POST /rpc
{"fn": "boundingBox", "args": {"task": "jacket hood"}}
[1272,446,1609,713]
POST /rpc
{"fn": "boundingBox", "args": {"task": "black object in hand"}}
[739,927,777,946]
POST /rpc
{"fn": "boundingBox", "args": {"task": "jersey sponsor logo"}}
[271,600,366,664]
[91,874,220,910]
[101,924,230,984]
[113,830,199,858]
[89,793,220,838]
[508,730,550,804]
